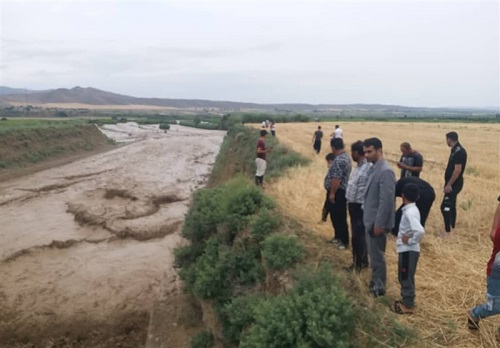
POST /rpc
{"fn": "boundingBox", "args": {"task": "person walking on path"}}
[440,131,467,237]
[255,129,270,187]
[362,137,396,297]
[312,126,323,154]
[468,195,500,339]
[345,140,372,272]
[392,176,435,236]
[325,138,351,249]
[397,142,423,178]
[392,183,425,315]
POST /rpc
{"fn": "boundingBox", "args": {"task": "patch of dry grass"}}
[262,121,500,347]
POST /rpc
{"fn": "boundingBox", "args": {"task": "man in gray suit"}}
[363,138,396,297]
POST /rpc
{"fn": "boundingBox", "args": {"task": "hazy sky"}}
[0,0,498,107]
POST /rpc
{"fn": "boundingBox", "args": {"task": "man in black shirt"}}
[312,126,323,154]
[391,176,436,236]
[440,131,467,237]
[397,142,423,179]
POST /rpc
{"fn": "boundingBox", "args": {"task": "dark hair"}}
[325,153,335,162]
[400,142,411,150]
[363,137,383,150]
[330,137,344,150]
[403,183,420,203]
[318,125,321,129]
[335,125,339,128]
[446,131,459,141]
[260,129,268,136]
[351,140,364,155]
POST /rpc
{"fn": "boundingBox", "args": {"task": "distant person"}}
[270,122,276,137]
[261,121,266,129]
[397,142,423,178]
[363,137,396,297]
[393,183,425,315]
[331,125,343,139]
[392,177,435,236]
[255,129,270,187]
[325,138,351,249]
[345,140,372,272]
[468,195,500,336]
[321,153,336,222]
[440,131,467,238]
[312,126,324,154]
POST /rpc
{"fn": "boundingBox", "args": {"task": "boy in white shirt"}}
[393,183,425,314]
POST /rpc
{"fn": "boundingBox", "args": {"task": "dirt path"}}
[0,124,225,347]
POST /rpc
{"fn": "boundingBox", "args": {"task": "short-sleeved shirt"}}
[399,151,423,178]
[324,152,351,191]
[256,138,266,160]
[333,128,343,139]
[445,142,467,185]
[314,130,323,141]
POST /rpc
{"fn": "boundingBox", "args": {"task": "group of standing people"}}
[258,123,500,338]
[260,123,500,338]
[321,128,469,315]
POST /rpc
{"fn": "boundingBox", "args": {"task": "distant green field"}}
[0,118,88,134]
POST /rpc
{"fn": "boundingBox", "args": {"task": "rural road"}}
[0,123,225,345]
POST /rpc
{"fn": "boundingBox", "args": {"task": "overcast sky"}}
[0,0,498,107]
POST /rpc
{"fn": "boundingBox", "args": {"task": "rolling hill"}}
[0,86,496,114]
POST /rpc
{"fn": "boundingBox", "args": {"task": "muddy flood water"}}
[0,124,225,346]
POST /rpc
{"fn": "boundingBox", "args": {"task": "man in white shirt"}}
[332,125,343,139]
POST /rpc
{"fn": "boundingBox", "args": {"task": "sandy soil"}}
[0,124,225,346]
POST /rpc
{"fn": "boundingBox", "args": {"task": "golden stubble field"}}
[266,121,500,347]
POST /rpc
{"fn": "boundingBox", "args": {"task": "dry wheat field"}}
[266,121,500,347]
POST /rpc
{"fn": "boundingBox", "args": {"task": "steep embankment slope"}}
[0,123,114,180]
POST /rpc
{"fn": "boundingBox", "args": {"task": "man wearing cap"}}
[440,131,467,237]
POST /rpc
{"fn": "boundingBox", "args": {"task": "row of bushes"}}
[180,123,416,348]
[179,178,358,348]
[175,178,303,298]
[175,124,362,347]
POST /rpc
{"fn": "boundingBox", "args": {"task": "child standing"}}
[467,195,500,337]
[321,153,336,222]
[393,183,425,314]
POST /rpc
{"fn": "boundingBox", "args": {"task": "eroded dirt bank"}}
[0,124,225,347]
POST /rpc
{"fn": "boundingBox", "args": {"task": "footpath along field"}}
[265,121,500,347]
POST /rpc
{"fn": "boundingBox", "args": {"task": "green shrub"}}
[182,187,224,242]
[190,330,214,348]
[219,293,268,342]
[266,143,310,178]
[262,234,304,271]
[240,265,355,348]
[233,248,265,285]
[222,179,264,216]
[159,123,170,130]
[240,295,303,348]
[249,208,280,242]
[180,237,236,299]
[174,243,205,269]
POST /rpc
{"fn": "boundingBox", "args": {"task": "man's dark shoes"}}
[467,312,480,330]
